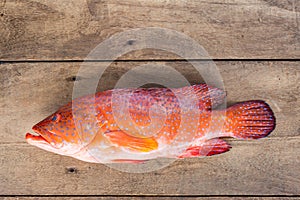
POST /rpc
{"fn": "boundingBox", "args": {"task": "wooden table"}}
[1,0,299,199]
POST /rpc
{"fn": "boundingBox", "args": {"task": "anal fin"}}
[178,138,231,158]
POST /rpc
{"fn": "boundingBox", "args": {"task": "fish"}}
[25,84,276,163]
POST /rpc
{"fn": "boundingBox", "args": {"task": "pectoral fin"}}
[104,130,158,152]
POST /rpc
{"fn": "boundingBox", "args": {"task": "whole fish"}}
[26,84,275,163]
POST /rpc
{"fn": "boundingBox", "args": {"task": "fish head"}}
[25,103,83,155]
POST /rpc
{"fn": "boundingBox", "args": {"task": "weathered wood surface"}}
[1,61,299,143]
[1,138,299,195]
[0,0,300,60]
[0,62,300,143]
[0,61,299,195]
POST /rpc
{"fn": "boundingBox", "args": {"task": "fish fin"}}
[112,159,148,164]
[181,84,226,110]
[178,139,231,158]
[227,100,276,139]
[104,130,158,152]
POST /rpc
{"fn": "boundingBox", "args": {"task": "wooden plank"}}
[1,61,299,143]
[0,61,299,195]
[0,137,299,195]
[0,0,299,60]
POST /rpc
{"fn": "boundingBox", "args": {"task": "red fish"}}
[26,84,275,163]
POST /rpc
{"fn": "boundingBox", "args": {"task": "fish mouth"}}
[25,132,49,144]
[26,125,62,149]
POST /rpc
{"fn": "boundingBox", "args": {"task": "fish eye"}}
[52,113,61,122]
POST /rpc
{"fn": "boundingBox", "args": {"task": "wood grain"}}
[1,61,299,143]
[0,61,299,195]
[0,137,299,195]
[1,0,299,197]
[0,0,299,60]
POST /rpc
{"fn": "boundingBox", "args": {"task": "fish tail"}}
[226,100,276,139]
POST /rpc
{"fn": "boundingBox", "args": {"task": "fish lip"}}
[26,129,50,144]
[26,125,62,149]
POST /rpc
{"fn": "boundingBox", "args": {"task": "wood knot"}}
[66,167,78,174]
[126,40,135,45]
[66,76,82,82]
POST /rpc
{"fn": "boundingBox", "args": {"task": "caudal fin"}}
[227,100,276,139]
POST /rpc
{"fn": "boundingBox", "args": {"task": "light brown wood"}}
[0,137,299,195]
[1,61,299,143]
[0,61,299,195]
[1,0,299,197]
[0,0,299,60]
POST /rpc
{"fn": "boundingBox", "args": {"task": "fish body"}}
[26,84,275,163]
